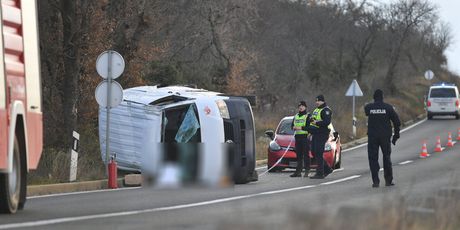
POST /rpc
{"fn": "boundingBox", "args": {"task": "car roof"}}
[430,86,457,89]
[281,116,294,120]
[430,82,458,89]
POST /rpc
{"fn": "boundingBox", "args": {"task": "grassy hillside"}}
[30,0,455,183]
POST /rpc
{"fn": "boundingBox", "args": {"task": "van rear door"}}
[429,88,457,112]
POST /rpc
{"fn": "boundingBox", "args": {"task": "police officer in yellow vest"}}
[290,101,312,177]
[308,95,333,179]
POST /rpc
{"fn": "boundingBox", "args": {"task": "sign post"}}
[95,50,125,175]
[345,79,363,138]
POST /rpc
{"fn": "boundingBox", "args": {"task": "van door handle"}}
[30,105,38,109]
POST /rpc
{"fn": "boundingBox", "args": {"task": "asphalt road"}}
[1,118,460,229]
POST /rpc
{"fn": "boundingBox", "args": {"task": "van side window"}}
[175,105,200,143]
[163,104,201,143]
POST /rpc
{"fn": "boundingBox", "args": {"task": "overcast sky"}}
[434,0,460,75]
[380,0,460,75]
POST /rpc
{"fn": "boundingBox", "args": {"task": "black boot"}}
[385,181,395,186]
[310,174,324,179]
[324,167,333,177]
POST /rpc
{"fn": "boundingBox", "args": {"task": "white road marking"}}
[0,175,362,229]
[320,175,361,185]
[28,187,141,199]
[258,185,317,195]
[379,168,383,171]
[400,119,427,133]
[342,142,368,153]
[398,160,413,165]
[333,168,344,172]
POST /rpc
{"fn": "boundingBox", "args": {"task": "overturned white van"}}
[99,85,258,184]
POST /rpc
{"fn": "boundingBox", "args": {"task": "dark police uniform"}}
[308,96,333,179]
[364,89,401,187]
[291,110,311,177]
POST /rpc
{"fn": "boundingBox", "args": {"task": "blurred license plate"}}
[438,102,448,106]
[289,162,297,167]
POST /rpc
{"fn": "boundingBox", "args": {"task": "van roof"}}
[123,85,227,105]
[430,82,457,88]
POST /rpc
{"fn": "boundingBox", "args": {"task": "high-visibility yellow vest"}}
[293,114,308,135]
[310,107,333,130]
[310,107,324,128]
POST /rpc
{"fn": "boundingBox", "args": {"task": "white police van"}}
[426,82,460,120]
[99,85,258,185]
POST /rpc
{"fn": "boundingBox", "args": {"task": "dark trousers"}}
[312,133,331,176]
[294,135,310,174]
[368,135,393,184]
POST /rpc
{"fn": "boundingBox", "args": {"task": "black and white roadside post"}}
[95,50,125,176]
[69,131,79,182]
[345,79,363,138]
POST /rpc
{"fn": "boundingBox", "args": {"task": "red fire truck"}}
[0,0,42,213]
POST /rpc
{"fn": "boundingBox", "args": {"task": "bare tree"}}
[346,0,383,82]
[383,0,436,94]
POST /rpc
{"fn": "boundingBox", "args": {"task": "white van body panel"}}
[194,98,226,185]
[427,84,460,117]
[99,86,231,185]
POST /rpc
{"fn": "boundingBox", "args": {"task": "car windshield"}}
[276,119,294,135]
[430,88,456,98]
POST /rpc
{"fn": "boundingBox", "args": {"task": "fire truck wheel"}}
[0,137,22,214]
[18,139,27,210]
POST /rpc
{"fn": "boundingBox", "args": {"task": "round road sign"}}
[96,50,125,79]
[95,80,124,107]
[424,70,434,80]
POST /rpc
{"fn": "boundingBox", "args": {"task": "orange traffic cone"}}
[457,128,460,141]
[447,132,454,147]
[420,140,429,158]
[434,136,443,152]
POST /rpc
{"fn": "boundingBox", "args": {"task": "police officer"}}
[364,89,401,188]
[290,101,311,177]
[309,95,333,179]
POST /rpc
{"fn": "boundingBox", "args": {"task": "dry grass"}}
[29,123,106,185]
[28,148,70,184]
[254,113,281,161]
[217,186,460,230]
[256,137,270,161]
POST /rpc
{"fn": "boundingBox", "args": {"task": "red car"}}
[265,116,342,172]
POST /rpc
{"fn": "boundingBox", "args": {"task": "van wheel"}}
[0,137,23,214]
[427,113,433,120]
[456,114,459,120]
[248,170,258,182]
[234,176,248,184]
